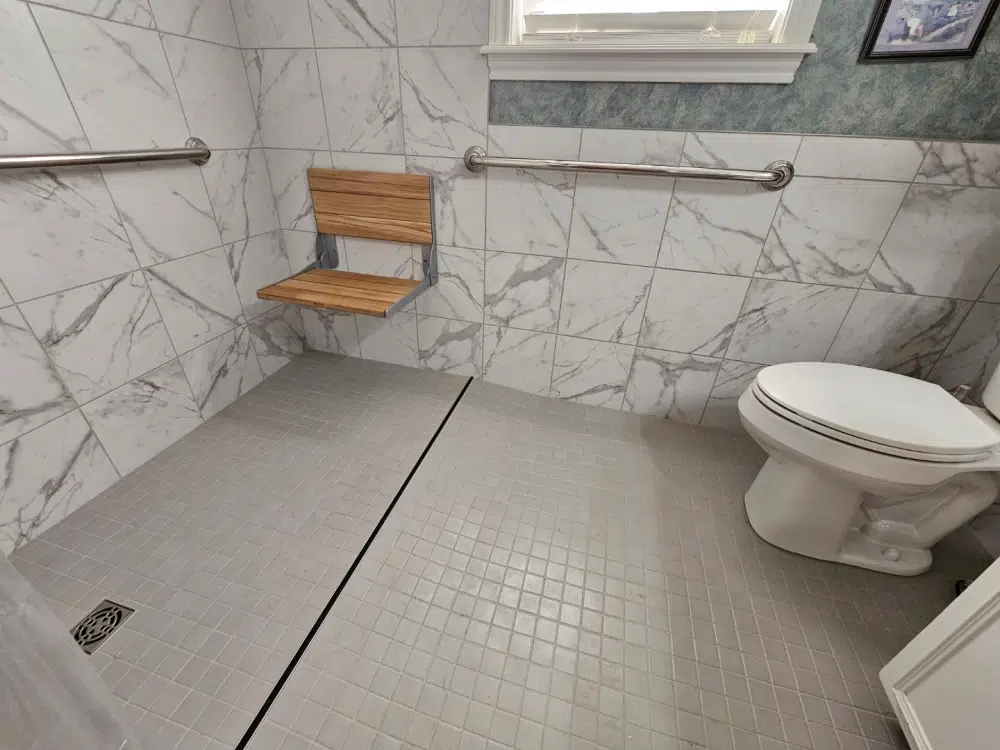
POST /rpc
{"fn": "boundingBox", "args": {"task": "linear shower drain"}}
[71,599,135,654]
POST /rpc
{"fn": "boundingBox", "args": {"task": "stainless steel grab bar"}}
[463,146,794,190]
[0,138,211,171]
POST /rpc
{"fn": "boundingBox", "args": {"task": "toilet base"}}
[745,458,937,576]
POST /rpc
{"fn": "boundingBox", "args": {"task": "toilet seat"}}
[751,363,1000,464]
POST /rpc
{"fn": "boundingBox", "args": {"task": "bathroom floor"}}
[11,353,991,750]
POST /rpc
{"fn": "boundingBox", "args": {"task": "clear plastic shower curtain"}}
[0,553,140,750]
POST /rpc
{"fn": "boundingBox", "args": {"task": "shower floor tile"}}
[239,381,990,750]
[11,358,991,750]
[11,353,468,750]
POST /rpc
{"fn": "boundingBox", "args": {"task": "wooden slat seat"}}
[256,167,438,317]
[258,268,421,317]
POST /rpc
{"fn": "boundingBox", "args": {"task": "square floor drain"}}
[71,600,134,654]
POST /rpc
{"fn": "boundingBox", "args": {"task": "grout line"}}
[233,375,475,750]
[544,130,585,399]
[25,0,246,49]
[6,228,279,308]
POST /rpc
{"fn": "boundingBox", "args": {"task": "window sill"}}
[481,42,818,84]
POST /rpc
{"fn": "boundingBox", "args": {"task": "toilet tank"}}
[982,359,1000,421]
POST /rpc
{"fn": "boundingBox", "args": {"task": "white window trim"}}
[484,0,821,84]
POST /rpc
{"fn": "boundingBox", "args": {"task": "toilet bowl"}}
[738,361,1000,575]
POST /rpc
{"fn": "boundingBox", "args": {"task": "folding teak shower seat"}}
[257,168,438,316]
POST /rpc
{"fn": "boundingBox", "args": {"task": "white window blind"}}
[521,0,793,45]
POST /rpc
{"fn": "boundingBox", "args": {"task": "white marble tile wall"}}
[295,120,1000,439]
[0,0,305,553]
[18,0,996,546]
[204,1,1000,438]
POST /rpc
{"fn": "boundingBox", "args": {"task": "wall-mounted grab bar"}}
[0,138,211,171]
[463,146,794,190]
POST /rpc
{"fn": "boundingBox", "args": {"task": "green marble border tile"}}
[490,0,1000,141]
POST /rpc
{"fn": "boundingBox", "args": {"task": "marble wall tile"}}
[399,47,489,158]
[488,125,582,160]
[682,132,802,169]
[624,349,720,423]
[248,305,306,375]
[266,150,332,233]
[550,337,633,409]
[301,308,361,356]
[0,283,12,310]
[416,246,485,323]
[826,291,972,378]
[231,0,314,47]
[484,130,576,258]
[144,247,245,354]
[659,183,781,277]
[333,152,407,171]
[981,269,1000,304]
[0,411,118,555]
[179,325,263,419]
[0,170,138,302]
[418,316,483,376]
[0,0,88,152]
[396,0,488,45]
[568,174,674,266]
[795,137,926,182]
[309,0,396,47]
[484,252,565,333]
[917,142,1000,188]
[81,359,203,475]
[149,0,239,45]
[228,230,292,319]
[162,36,259,150]
[482,326,555,396]
[559,261,652,345]
[639,270,750,357]
[726,279,856,365]
[30,0,154,27]
[407,157,486,250]
[34,9,189,150]
[245,49,328,150]
[700,360,764,430]
[866,185,1000,300]
[578,129,686,165]
[486,168,575,257]
[283,230,316,272]
[102,162,222,266]
[756,178,908,288]
[929,302,1000,392]
[341,239,417,280]
[357,312,419,368]
[20,272,176,404]
[202,149,280,243]
[317,48,403,153]
[0,307,76,445]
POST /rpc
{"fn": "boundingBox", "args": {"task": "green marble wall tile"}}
[490,0,1000,140]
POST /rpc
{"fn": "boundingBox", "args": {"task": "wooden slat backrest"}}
[307,168,433,244]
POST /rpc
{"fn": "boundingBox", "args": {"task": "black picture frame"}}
[858,0,1000,61]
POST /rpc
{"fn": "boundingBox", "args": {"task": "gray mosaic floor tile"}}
[11,353,468,750]
[11,361,991,750]
[238,379,991,750]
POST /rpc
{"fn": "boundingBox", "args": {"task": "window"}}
[483,0,821,83]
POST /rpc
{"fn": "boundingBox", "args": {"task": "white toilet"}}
[739,361,1000,576]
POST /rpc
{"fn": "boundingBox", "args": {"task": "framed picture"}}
[859,0,1000,61]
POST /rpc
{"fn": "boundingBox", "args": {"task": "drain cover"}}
[71,600,134,654]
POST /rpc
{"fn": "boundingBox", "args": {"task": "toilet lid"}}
[755,363,1000,458]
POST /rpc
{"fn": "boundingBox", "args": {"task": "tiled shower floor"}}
[11,353,992,750]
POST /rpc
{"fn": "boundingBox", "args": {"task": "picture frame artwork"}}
[859,0,1000,60]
